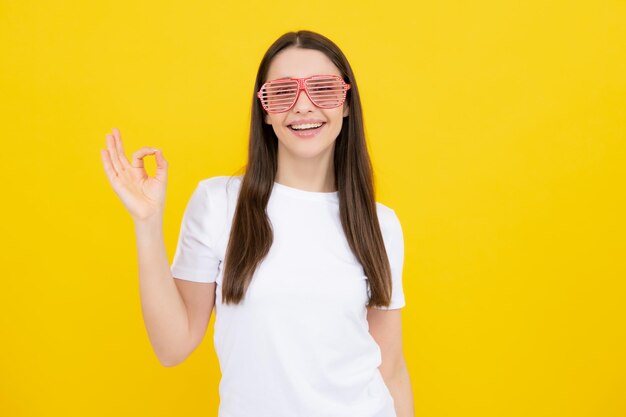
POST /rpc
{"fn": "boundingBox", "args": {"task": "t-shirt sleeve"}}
[170,181,221,283]
[372,208,407,310]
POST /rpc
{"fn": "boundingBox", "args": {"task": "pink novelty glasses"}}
[257,74,351,113]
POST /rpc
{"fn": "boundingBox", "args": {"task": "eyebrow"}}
[265,74,339,83]
[270,75,333,81]
[262,76,291,84]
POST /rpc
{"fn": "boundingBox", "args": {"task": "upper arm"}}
[371,206,406,311]
[169,178,225,358]
[174,278,216,354]
[367,206,408,377]
[367,307,406,379]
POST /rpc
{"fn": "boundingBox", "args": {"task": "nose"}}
[291,85,315,112]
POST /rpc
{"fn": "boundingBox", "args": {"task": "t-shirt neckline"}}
[272,181,339,202]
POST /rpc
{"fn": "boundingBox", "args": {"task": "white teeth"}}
[291,123,323,130]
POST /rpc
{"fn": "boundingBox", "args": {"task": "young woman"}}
[101,30,414,417]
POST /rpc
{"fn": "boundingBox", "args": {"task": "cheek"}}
[327,124,343,141]
[328,114,345,135]
[265,113,286,127]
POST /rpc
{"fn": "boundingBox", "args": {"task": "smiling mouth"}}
[288,122,326,131]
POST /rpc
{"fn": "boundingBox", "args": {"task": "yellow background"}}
[1,0,625,416]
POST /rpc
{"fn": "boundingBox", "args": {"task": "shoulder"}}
[376,201,402,241]
[185,176,243,243]
[375,201,401,230]
[194,175,244,205]
[184,175,243,218]
[375,200,395,218]
[196,174,244,212]
[197,175,243,194]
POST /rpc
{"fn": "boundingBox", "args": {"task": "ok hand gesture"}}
[100,128,168,223]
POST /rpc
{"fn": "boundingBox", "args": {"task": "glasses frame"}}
[257,74,351,114]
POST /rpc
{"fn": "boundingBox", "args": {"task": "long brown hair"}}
[222,30,394,308]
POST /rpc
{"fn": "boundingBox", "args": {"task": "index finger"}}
[112,127,131,169]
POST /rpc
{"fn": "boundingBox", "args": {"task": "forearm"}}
[383,364,415,417]
[134,218,190,366]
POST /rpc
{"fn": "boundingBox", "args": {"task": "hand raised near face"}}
[100,127,168,223]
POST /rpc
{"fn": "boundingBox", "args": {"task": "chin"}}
[278,137,336,158]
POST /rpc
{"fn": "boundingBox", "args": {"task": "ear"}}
[264,113,272,125]
[343,103,350,117]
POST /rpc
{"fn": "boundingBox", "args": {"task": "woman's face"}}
[263,47,349,160]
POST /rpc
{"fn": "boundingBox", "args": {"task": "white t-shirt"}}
[171,175,406,417]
